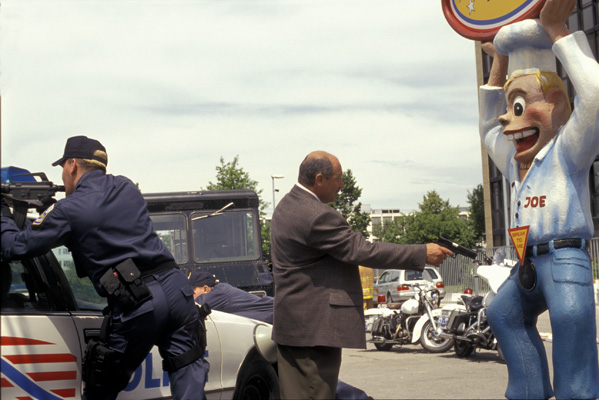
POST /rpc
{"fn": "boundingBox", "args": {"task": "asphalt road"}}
[338,308,596,400]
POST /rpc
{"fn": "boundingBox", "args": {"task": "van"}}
[144,189,273,295]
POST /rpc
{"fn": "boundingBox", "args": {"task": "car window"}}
[425,268,439,280]
[1,260,52,311]
[378,272,390,283]
[53,247,107,311]
[391,271,400,282]
[404,270,424,281]
[150,213,189,264]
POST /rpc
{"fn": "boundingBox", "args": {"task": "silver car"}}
[424,266,446,300]
[374,268,444,304]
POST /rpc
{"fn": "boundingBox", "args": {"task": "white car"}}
[1,247,278,399]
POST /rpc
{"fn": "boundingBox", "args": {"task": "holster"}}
[519,258,537,292]
[82,312,128,391]
[100,258,153,314]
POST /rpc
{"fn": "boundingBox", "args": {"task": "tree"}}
[467,184,486,245]
[206,155,266,213]
[330,169,371,238]
[373,190,477,248]
[206,155,272,260]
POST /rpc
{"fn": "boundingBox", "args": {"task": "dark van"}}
[143,190,273,295]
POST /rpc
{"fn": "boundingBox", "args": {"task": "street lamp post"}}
[271,175,284,213]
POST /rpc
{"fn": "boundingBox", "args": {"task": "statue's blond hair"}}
[505,70,572,115]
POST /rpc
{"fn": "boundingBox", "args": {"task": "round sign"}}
[441,0,547,42]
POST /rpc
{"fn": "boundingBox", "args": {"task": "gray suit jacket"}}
[271,185,426,349]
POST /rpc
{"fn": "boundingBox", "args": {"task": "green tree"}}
[467,184,485,245]
[206,155,271,260]
[372,219,404,244]
[330,169,371,238]
[206,155,266,213]
[373,190,476,248]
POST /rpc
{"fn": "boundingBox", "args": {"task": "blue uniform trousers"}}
[487,248,599,400]
[84,269,209,400]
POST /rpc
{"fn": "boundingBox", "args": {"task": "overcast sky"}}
[1,0,483,215]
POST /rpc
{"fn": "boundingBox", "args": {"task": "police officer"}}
[190,271,274,323]
[0,136,209,400]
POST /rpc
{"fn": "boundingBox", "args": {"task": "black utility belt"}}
[100,258,154,314]
[141,261,177,283]
[525,238,586,258]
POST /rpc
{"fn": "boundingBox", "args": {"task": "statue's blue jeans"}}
[487,248,599,400]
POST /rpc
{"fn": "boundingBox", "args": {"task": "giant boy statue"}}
[479,0,599,398]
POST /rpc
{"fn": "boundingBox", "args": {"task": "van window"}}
[151,213,189,264]
[191,210,260,263]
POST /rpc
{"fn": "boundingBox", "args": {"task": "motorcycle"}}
[438,249,514,358]
[369,283,453,353]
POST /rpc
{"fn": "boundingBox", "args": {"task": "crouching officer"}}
[0,136,209,400]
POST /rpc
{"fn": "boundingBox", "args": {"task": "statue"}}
[479,0,599,398]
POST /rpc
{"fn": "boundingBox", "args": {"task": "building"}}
[364,205,406,239]
[477,0,599,247]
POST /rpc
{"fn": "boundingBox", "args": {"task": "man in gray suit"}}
[270,150,452,399]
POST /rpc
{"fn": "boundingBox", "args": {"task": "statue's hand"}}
[540,0,575,41]
[481,42,496,58]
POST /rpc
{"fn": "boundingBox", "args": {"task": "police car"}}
[1,245,279,399]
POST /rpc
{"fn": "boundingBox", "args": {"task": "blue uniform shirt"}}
[195,282,274,324]
[1,170,174,296]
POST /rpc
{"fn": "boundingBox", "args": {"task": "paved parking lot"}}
[338,307,598,399]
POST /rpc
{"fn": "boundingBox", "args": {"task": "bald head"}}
[298,151,343,203]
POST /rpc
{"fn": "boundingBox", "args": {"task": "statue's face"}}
[499,74,557,165]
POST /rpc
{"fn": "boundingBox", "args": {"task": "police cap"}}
[52,135,107,167]
[189,271,219,287]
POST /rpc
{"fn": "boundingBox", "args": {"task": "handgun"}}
[437,236,477,260]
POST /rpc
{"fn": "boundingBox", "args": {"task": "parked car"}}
[1,246,278,400]
[424,266,446,300]
[374,267,445,305]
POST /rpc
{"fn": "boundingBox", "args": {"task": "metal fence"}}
[437,237,599,297]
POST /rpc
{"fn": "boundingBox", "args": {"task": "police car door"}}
[1,252,88,399]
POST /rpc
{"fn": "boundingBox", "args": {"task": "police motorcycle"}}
[438,248,514,358]
[369,283,453,352]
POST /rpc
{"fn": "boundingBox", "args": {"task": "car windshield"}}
[150,213,189,264]
[191,210,260,263]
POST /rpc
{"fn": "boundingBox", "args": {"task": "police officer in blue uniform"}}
[0,136,209,400]
[190,271,274,323]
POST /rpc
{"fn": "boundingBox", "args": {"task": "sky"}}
[0,0,483,216]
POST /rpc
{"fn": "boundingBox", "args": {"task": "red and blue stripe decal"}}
[1,336,78,399]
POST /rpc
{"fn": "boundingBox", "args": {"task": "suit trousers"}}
[277,344,342,399]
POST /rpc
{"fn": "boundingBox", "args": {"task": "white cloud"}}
[1,0,483,214]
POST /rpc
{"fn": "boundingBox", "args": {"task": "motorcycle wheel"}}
[454,339,474,357]
[420,320,453,353]
[374,342,393,351]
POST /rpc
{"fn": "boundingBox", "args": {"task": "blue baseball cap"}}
[52,135,107,167]
[189,271,219,287]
